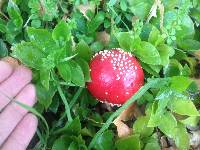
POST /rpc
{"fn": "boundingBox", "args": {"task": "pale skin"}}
[0,61,37,150]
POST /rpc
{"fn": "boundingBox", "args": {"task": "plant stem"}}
[69,87,83,108]
[57,84,72,122]
[88,78,164,149]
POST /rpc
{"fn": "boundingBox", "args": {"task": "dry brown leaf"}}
[96,31,110,46]
[162,147,177,150]
[160,136,168,149]
[2,56,20,68]
[78,4,95,20]
[113,103,142,138]
[146,0,164,32]
[190,131,200,149]
[114,121,132,138]
[193,51,200,60]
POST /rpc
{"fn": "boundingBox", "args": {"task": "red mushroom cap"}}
[87,48,144,106]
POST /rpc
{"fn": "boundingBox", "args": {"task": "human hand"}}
[0,60,37,150]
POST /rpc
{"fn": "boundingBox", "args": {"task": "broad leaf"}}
[57,62,71,83]
[7,0,23,28]
[163,59,182,77]
[52,20,71,46]
[76,58,91,82]
[174,123,190,150]
[133,116,154,137]
[76,40,92,61]
[158,112,177,138]
[94,130,114,150]
[11,41,46,69]
[177,39,200,51]
[36,83,56,109]
[157,44,174,65]
[133,41,161,65]
[169,99,199,116]
[170,76,193,92]
[40,69,50,90]
[69,60,85,87]
[52,135,72,150]
[0,19,6,33]
[117,32,134,51]
[115,134,141,150]
[0,39,8,57]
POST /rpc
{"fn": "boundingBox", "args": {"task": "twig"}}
[0,11,9,20]
[146,0,164,32]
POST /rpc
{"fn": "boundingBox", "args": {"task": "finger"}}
[0,84,36,145]
[0,61,13,83]
[0,66,32,111]
[1,114,38,150]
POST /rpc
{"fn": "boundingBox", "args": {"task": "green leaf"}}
[76,59,91,82]
[148,26,164,46]
[117,32,134,51]
[91,41,104,52]
[108,0,118,6]
[133,41,161,65]
[0,19,6,33]
[36,83,56,109]
[148,102,163,127]
[182,64,191,77]
[28,0,58,21]
[157,44,174,65]
[169,99,199,116]
[172,49,187,61]
[191,7,200,23]
[174,123,189,150]
[180,115,200,127]
[54,117,81,135]
[133,116,154,137]
[7,0,23,28]
[52,135,72,150]
[116,135,141,150]
[27,27,53,46]
[31,19,41,28]
[69,60,85,87]
[94,130,114,150]
[120,0,127,11]
[140,62,159,77]
[40,69,50,90]
[163,59,182,77]
[57,62,71,83]
[68,141,78,150]
[11,41,46,69]
[158,112,177,138]
[76,40,92,61]
[149,65,162,73]
[0,39,8,57]
[176,14,195,40]
[177,39,200,51]
[52,20,71,46]
[88,11,105,33]
[128,0,153,20]
[144,134,160,150]
[170,76,193,92]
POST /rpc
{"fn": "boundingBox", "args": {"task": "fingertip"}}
[16,65,32,81]
[0,61,13,83]
[23,113,38,130]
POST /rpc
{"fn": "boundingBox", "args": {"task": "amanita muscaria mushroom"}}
[87,48,144,106]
